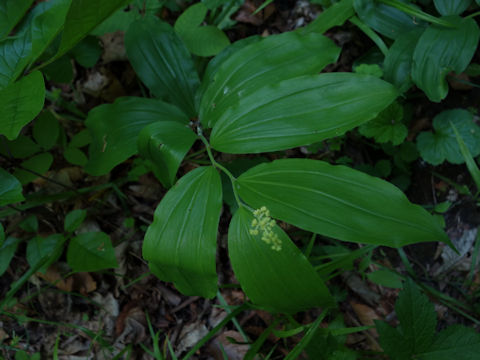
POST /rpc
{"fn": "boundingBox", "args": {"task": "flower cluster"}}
[249,206,282,251]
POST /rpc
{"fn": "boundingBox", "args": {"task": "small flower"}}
[249,206,282,251]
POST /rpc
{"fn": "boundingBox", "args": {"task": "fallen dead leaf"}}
[209,330,249,360]
[350,302,380,337]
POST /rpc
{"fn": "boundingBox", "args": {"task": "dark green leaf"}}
[64,209,87,232]
[67,232,118,272]
[0,32,32,89]
[383,28,423,93]
[359,102,407,145]
[143,167,222,298]
[1,135,40,159]
[91,8,139,36]
[199,31,340,128]
[64,147,87,166]
[376,320,411,360]
[125,17,200,117]
[85,97,188,175]
[70,129,92,148]
[302,0,354,35]
[42,55,73,83]
[138,121,197,188]
[13,152,53,185]
[433,0,471,15]
[33,111,59,150]
[228,207,333,313]
[236,159,449,247]
[412,16,480,102]
[0,224,4,247]
[0,168,24,206]
[19,215,38,232]
[26,234,65,273]
[0,237,20,276]
[0,71,45,140]
[416,109,480,165]
[210,73,397,154]
[0,0,34,40]
[367,269,403,288]
[70,36,102,68]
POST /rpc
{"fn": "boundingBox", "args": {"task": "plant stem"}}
[349,16,389,56]
[377,0,455,27]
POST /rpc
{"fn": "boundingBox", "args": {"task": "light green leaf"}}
[138,121,197,188]
[64,209,87,233]
[67,232,118,272]
[0,32,32,89]
[0,237,21,276]
[0,71,45,140]
[367,269,403,288]
[236,159,449,247]
[416,109,480,165]
[125,17,200,117]
[210,73,397,154]
[13,152,53,185]
[85,97,188,175]
[199,31,340,128]
[412,16,480,102]
[0,0,35,40]
[26,234,65,273]
[143,167,222,298]
[433,0,471,15]
[228,207,333,313]
[302,0,354,35]
[33,111,59,150]
[0,168,24,206]
[384,28,423,93]
[419,325,480,360]
[353,0,423,39]
[359,102,407,145]
[56,0,128,60]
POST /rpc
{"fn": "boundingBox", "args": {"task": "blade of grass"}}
[349,16,388,56]
[244,318,280,360]
[217,291,249,342]
[378,0,455,27]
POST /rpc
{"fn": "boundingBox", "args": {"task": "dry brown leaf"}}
[209,330,249,360]
[351,302,380,337]
[37,265,74,292]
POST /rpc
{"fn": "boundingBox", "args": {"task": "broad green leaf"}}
[419,325,480,360]
[0,0,34,40]
[433,0,471,15]
[0,32,32,90]
[412,16,480,102]
[56,0,128,60]
[125,17,200,117]
[143,167,222,298]
[359,102,407,145]
[0,237,20,276]
[70,36,102,68]
[64,147,88,166]
[26,234,65,273]
[199,31,340,128]
[210,73,397,154]
[67,232,118,272]
[138,121,197,188]
[416,109,480,165]
[64,209,87,233]
[1,135,40,158]
[302,0,354,35]
[33,111,59,150]
[383,28,423,93]
[13,152,53,185]
[85,97,188,175]
[367,269,403,288]
[0,168,24,206]
[353,0,423,39]
[174,3,230,57]
[236,159,449,247]
[228,207,333,313]
[0,71,45,140]
[91,7,139,35]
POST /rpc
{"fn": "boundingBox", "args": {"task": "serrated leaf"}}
[396,279,437,354]
[0,168,24,207]
[210,73,397,154]
[125,16,200,117]
[236,159,449,247]
[64,209,87,232]
[353,0,423,39]
[138,121,197,188]
[418,325,480,360]
[33,111,59,150]
[376,321,411,360]
[416,109,480,165]
[67,232,118,272]
[412,16,480,102]
[0,71,45,140]
[143,167,222,298]
[26,234,65,273]
[85,97,188,175]
[0,0,35,40]
[199,31,340,128]
[384,28,423,93]
[359,102,407,145]
[0,237,20,276]
[433,0,471,15]
[228,207,333,313]
[0,32,32,90]
[13,152,53,185]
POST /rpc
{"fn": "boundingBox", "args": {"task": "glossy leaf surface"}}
[85,97,188,175]
[210,73,397,154]
[433,0,471,15]
[0,168,24,206]
[412,16,479,102]
[138,121,197,188]
[125,17,200,117]
[228,207,333,314]
[67,232,118,272]
[143,167,222,298]
[236,159,449,247]
[0,71,45,140]
[0,0,34,39]
[199,31,340,128]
